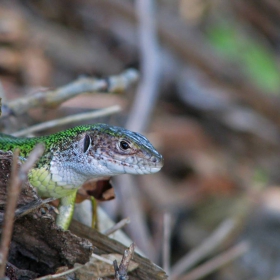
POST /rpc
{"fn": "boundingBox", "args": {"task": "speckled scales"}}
[0,124,164,229]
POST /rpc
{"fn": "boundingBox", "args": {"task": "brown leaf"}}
[77,179,115,202]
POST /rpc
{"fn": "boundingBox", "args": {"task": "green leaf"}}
[207,23,280,94]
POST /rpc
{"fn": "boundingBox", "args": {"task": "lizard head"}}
[78,124,164,177]
[49,124,164,186]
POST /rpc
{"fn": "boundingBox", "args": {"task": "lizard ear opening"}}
[83,134,91,153]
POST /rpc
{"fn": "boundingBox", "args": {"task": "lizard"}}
[0,123,164,229]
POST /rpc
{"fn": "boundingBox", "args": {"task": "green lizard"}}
[0,124,163,229]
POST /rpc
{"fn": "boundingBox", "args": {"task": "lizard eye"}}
[83,134,91,153]
[120,140,130,150]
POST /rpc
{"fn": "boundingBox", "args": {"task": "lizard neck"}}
[0,130,93,189]
[0,125,94,167]
[48,136,114,187]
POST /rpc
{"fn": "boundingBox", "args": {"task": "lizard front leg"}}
[56,190,77,230]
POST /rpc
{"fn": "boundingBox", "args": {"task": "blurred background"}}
[1,0,280,279]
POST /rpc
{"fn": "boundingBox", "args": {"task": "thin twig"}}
[179,241,250,280]
[0,149,19,277]
[103,217,130,236]
[163,213,171,275]
[20,144,45,173]
[12,105,121,137]
[114,243,135,280]
[170,218,238,278]
[0,144,44,277]
[35,264,83,280]
[91,253,114,265]
[4,69,138,117]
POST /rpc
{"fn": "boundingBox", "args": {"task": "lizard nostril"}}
[151,157,157,163]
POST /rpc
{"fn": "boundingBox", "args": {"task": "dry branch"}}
[70,220,168,280]
[35,265,83,280]
[0,145,44,277]
[103,217,130,236]
[12,105,121,137]
[3,68,138,117]
[114,243,135,280]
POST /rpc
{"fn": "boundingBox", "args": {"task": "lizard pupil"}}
[120,140,129,150]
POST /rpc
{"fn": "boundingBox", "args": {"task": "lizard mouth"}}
[150,166,162,173]
[101,156,163,175]
[123,164,162,175]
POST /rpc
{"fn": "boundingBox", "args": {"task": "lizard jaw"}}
[101,156,164,176]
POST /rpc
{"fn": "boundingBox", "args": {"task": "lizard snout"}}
[150,153,164,169]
